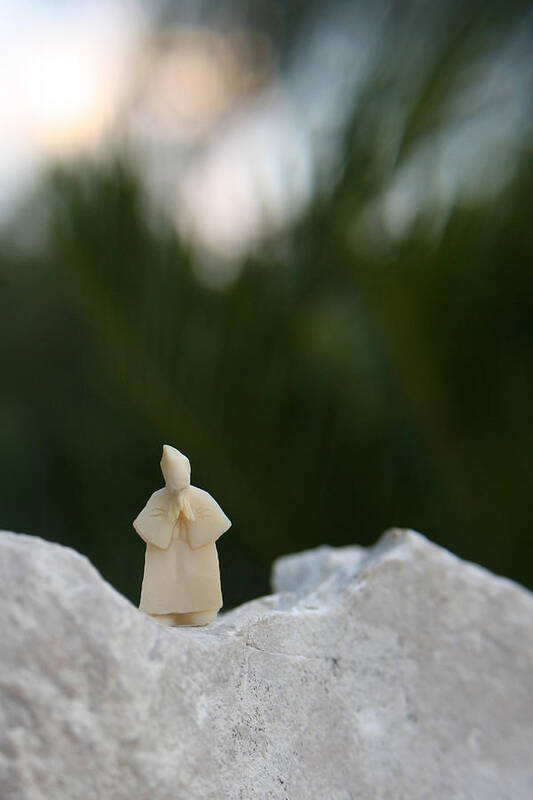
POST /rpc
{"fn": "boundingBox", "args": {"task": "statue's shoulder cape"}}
[186,486,231,550]
[134,486,231,550]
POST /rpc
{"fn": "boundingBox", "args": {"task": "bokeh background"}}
[1,0,532,609]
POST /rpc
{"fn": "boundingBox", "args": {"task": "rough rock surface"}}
[0,529,532,800]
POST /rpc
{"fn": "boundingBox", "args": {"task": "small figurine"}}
[134,444,231,626]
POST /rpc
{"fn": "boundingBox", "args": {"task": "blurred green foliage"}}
[0,1,532,607]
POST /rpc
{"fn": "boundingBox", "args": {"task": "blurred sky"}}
[2,0,531,276]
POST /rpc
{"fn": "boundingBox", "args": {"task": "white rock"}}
[0,528,532,799]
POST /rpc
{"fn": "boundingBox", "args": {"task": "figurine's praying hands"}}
[134,445,231,626]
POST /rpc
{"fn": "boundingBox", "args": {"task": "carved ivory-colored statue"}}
[134,445,231,626]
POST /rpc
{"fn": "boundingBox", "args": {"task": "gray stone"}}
[271,542,366,597]
[0,528,532,800]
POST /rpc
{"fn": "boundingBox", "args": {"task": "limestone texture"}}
[0,528,532,800]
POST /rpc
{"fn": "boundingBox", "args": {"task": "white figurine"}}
[134,445,231,626]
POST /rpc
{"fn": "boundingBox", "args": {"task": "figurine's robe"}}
[134,486,230,615]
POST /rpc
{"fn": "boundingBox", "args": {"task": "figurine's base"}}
[152,610,218,627]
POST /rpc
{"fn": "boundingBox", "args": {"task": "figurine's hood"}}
[160,445,191,492]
